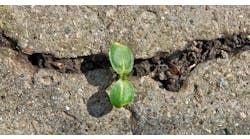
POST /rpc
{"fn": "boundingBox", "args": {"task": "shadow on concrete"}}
[86,90,113,118]
[81,65,116,118]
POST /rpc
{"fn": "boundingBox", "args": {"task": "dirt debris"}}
[1,32,250,92]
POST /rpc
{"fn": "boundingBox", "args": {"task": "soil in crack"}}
[1,32,250,92]
[132,33,250,91]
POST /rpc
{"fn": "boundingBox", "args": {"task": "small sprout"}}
[247,35,250,41]
[109,42,135,108]
[109,42,134,76]
[110,79,134,108]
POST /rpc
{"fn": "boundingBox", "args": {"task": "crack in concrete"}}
[1,31,250,134]
[63,110,81,123]
[1,32,250,92]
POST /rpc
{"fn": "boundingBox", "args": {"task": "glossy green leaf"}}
[110,79,135,108]
[109,42,134,75]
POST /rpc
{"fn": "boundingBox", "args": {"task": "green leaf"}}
[247,35,250,41]
[109,42,134,75]
[110,79,135,108]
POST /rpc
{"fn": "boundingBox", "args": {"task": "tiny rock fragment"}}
[188,64,196,71]
[22,47,33,55]
[192,46,200,53]
[159,72,166,80]
[50,61,64,69]
[170,66,179,75]
[240,112,247,119]
[166,112,171,118]
[203,128,212,134]
[65,106,70,111]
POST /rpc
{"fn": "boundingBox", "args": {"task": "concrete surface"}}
[0,6,249,134]
[1,6,250,58]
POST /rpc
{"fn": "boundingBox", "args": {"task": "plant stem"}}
[120,74,127,80]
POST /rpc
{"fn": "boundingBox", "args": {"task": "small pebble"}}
[106,9,114,17]
[65,106,70,111]
[140,77,145,84]
[240,112,246,119]
[216,78,228,88]
[167,112,171,118]
[220,50,228,59]
[77,88,84,94]
[225,73,233,81]
[238,15,244,18]
[204,128,212,133]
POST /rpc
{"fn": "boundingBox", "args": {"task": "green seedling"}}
[247,35,250,41]
[109,42,135,108]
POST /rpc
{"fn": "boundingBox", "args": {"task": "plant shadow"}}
[86,89,113,118]
[81,59,116,117]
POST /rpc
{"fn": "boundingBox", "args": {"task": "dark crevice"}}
[63,111,81,123]
[27,52,110,74]
[28,53,46,68]
[132,33,250,91]
[223,128,231,135]
[1,32,250,92]
[124,105,144,135]
[0,31,21,52]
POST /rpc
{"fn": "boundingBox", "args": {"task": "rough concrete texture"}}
[1,6,250,58]
[128,51,250,134]
[0,6,250,134]
[0,49,132,134]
